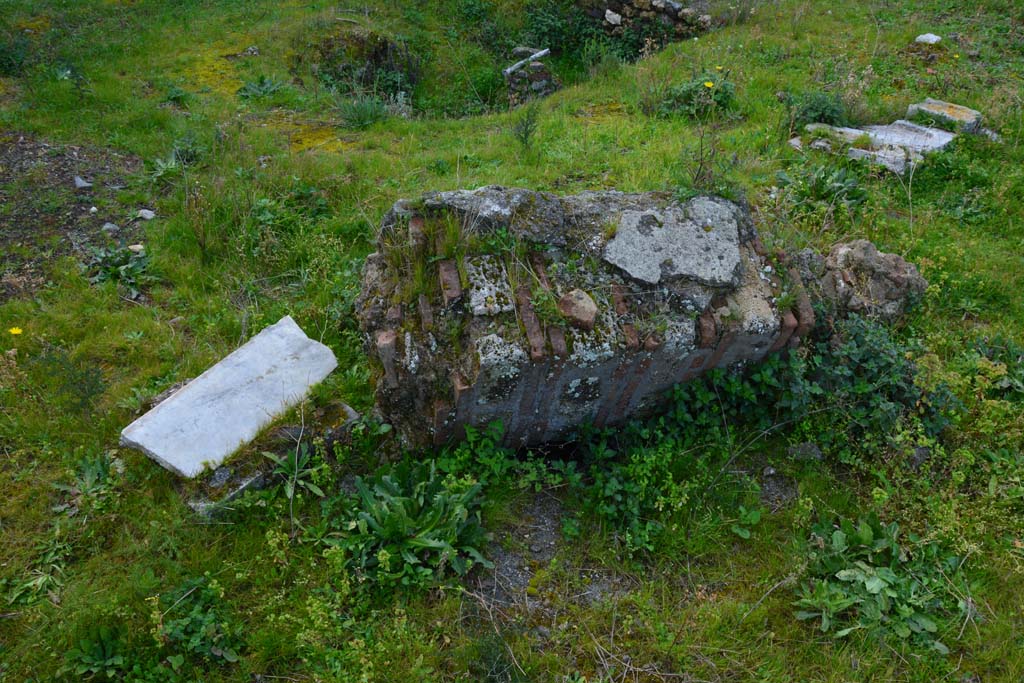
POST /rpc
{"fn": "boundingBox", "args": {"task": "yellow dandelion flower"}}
[8,327,23,335]
[954,53,960,59]
[704,81,715,88]
[715,65,723,71]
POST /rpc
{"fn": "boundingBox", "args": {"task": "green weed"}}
[337,94,388,130]
[795,514,968,654]
[323,459,491,589]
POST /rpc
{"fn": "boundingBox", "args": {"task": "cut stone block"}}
[907,98,982,133]
[805,123,867,145]
[120,316,337,478]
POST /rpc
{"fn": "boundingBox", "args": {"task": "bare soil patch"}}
[0,132,142,301]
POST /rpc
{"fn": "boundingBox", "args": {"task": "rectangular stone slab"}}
[120,316,337,478]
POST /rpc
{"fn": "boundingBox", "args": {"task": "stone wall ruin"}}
[356,187,926,449]
[580,0,713,39]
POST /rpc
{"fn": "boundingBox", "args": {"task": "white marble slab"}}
[120,316,337,478]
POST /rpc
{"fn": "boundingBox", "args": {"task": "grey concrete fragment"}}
[120,316,337,478]
[603,196,742,287]
[465,255,515,316]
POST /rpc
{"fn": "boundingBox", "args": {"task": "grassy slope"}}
[1,0,1024,680]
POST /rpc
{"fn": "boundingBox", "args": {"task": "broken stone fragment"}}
[822,240,927,323]
[800,120,954,174]
[120,316,337,478]
[862,120,955,154]
[915,33,942,44]
[558,289,598,331]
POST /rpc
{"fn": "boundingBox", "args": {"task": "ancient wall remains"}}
[356,187,925,449]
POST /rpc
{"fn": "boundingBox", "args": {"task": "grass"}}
[1,0,1024,680]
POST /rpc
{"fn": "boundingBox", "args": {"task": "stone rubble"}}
[790,98,991,174]
[357,187,927,449]
[584,0,712,38]
[505,48,559,105]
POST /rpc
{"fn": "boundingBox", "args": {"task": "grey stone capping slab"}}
[603,197,742,287]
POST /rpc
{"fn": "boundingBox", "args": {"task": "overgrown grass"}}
[2,0,1024,680]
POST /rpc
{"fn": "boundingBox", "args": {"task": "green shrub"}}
[579,430,719,554]
[309,29,421,97]
[29,345,106,415]
[973,335,1024,400]
[436,421,581,493]
[325,460,491,588]
[787,90,848,129]
[775,164,867,229]
[337,94,388,129]
[649,73,736,119]
[522,0,600,60]
[794,514,967,653]
[511,102,540,152]
[577,316,957,552]
[162,85,190,108]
